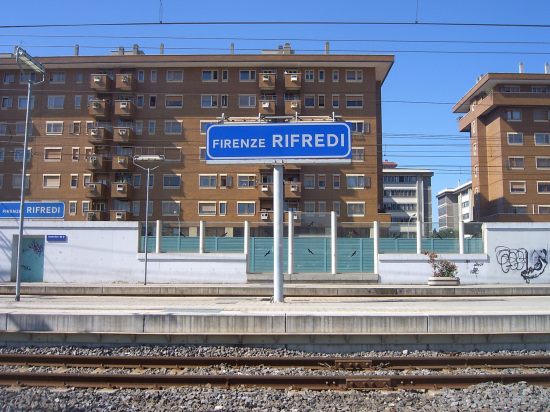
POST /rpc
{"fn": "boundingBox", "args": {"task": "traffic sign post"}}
[206,122,351,302]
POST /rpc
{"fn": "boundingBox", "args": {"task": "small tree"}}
[423,250,458,278]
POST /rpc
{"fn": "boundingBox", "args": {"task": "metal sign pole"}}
[273,164,284,302]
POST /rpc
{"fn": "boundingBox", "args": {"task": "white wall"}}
[378,222,550,285]
[0,221,246,284]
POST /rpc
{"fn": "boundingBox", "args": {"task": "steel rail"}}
[2,354,550,370]
[0,371,549,391]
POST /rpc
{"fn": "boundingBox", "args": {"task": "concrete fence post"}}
[156,220,162,253]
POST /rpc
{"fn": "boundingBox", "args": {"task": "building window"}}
[539,206,550,214]
[201,95,218,108]
[166,70,183,82]
[47,96,64,109]
[150,70,157,82]
[46,121,63,135]
[137,70,144,82]
[304,174,315,189]
[333,201,340,216]
[347,174,365,189]
[14,148,31,162]
[3,73,15,83]
[199,174,217,188]
[351,147,365,161]
[18,96,34,109]
[318,94,325,108]
[304,201,315,213]
[0,123,6,135]
[239,70,256,82]
[222,70,228,81]
[237,202,255,215]
[133,174,141,188]
[535,133,550,145]
[501,85,520,93]
[332,94,339,108]
[305,70,314,81]
[202,70,218,81]
[1,97,13,109]
[318,201,326,213]
[534,110,549,121]
[347,202,365,216]
[221,94,228,107]
[346,95,363,108]
[149,95,157,108]
[537,157,550,169]
[350,121,365,133]
[12,174,30,189]
[49,72,65,83]
[510,205,527,214]
[165,95,183,108]
[304,95,315,108]
[510,181,526,194]
[43,174,61,188]
[504,109,521,121]
[346,70,363,82]
[20,72,36,83]
[333,174,340,189]
[82,201,90,214]
[148,120,156,135]
[135,120,143,135]
[238,95,256,108]
[318,70,325,82]
[507,157,525,169]
[164,120,182,134]
[70,174,78,188]
[318,174,326,189]
[332,70,339,82]
[163,174,181,189]
[198,202,217,216]
[44,147,62,162]
[238,175,255,187]
[538,182,550,193]
[220,174,232,188]
[69,201,77,215]
[136,95,144,108]
[507,133,523,145]
[219,202,227,215]
[0,148,4,161]
[132,201,140,216]
[162,201,180,216]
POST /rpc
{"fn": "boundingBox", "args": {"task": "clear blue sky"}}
[2,0,550,224]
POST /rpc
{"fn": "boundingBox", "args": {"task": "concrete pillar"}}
[288,211,294,275]
[416,219,422,254]
[373,221,380,275]
[156,220,162,253]
[199,221,205,254]
[459,220,465,254]
[331,211,337,275]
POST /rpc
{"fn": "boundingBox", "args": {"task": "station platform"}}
[0,283,549,352]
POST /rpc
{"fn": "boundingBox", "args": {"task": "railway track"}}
[1,354,550,391]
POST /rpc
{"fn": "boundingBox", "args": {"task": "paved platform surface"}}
[0,284,549,338]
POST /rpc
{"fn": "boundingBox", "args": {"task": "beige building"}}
[0,44,393,226]
[454,68,550,222]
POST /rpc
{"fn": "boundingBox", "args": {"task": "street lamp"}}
[14,47,45,302]
[172,209,181,250]
[407,213,417,239]
[133,155,164,285]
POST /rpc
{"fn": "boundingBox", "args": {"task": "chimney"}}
[545,63,549,74]
[160,43,164,55]
[230,43,234,55]
[283,43,291,54]
[74,44,79,56]
[133,44,139,55]
[118,46,124,55]
[325,42,330,55]
[519,62,524,73]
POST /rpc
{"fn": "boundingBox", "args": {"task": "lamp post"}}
[14,47,45,302]
[407,213,417,239]
[133,155,164,285]
[173,209,181,250]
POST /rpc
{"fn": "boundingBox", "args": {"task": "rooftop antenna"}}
[159,0,163,23]
[415,0,419,23]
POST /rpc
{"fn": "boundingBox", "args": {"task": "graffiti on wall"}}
[495,246,548,283]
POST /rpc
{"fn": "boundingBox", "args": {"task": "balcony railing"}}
[114,100,135,118]
[111,182,134,198]
[115,73,136,91]
[90,74,112,92]
[85,183,107,199]
[113,127,135,144]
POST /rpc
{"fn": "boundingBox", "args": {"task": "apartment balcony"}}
[111,210,131,221]
[285,72,301,90]
[86,155,107,172]
[88,127,111,145]
[113,127,135,144]
[284,182,301,198]
[285,100,301,115]
[258,184,273,197]
[114,100,135,118]
[89,100,109,118]
[86,210,108,221]
[259,100,276,115]
[259,73,276,90]
[90,74,112,92]
[115,73,136,91]
[111,182,134,199]
[85,183,107,199]
[112,155,130,170]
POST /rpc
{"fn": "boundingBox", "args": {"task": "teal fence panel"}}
[293,237,329,273]
[160,236,200,252]
[379,238,417,253]
[140,236,157,252]
[466,238,484,253]
[336,238,373,273]
[421,238,459,253]
[205,237,244,253]
[249,237,288,273]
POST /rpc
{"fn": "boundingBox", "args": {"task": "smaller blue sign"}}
[47,235,67,242]
[0,202,65,219]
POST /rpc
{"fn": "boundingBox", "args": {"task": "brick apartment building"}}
[454,68,550,222]
[0,44,393,227]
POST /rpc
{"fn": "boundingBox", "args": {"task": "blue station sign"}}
[0,201,65,219]
[206,122,352,164]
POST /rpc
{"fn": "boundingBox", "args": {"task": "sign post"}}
[207,122,351,302]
